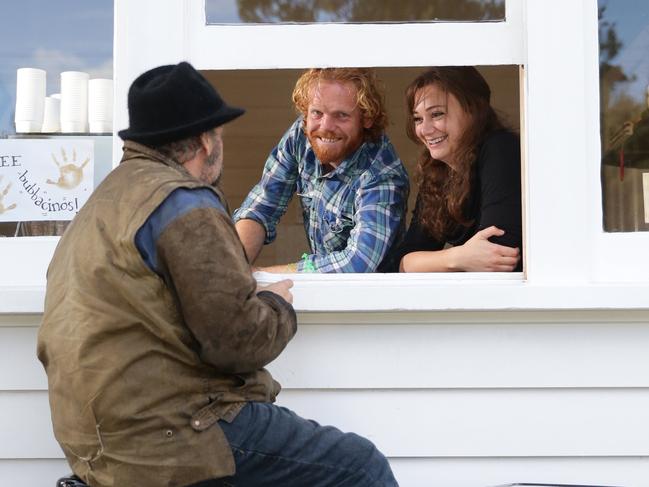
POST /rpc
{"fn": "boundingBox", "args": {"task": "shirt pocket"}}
[321,211,354,252]
[296,184,314,221]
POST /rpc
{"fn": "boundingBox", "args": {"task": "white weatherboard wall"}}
[4,310,649,486]
[3,0,649,485]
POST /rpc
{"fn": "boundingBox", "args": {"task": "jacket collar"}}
[120,140,228,205]
[121,140,193,179]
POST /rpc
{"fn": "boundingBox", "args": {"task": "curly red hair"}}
[292,68,388,143]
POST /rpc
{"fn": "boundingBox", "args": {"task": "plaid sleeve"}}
[298,159,409,273]
[233,122,300,244]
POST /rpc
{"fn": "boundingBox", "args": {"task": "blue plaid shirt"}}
[233,118,409,273]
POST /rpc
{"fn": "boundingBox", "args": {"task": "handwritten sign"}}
[0,139,94,222]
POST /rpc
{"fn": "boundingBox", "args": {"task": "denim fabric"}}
[135,187,227,277]
[217,402,398,486]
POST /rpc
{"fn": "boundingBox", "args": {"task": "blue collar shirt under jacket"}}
[233,118,409,273]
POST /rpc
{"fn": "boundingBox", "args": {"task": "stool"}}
[56,475,88,487]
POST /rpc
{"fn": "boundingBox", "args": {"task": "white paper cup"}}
[60,121,87,133]
[15,67,46,132]
[15,121,44,133]
[60,71,89,133]
[88,78,113,132]
[42,96,61,133]
[89,121,113,133]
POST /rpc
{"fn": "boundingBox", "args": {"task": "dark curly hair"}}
[405,66,505,240]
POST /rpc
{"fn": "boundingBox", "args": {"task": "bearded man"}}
[234,68,409,273]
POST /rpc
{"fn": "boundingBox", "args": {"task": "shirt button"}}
[194,420,201,427]
[165,430,173,437]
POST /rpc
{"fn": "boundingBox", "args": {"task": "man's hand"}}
[257,279,294,304]
[452,226,520,272]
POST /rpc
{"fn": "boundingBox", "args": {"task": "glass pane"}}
[0,0,114,237]
[206,0,505,24]
[599,0,649,232]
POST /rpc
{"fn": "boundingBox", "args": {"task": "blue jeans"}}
[217,402,398,486]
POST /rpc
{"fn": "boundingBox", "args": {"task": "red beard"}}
[306,129,364,166]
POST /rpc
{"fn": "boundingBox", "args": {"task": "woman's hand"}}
[450,226,520,272]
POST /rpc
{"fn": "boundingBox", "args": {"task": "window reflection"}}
[599,1,649,232]
[206,0,505,24]
[0,1,113,138]
[0,1,113,237]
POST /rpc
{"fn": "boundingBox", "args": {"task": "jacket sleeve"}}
[389,195,445,268]
[155,206,297,374]
[476,131,523,250]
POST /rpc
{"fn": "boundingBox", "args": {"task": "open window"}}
[205,66,522,268]
[113,0,532,312]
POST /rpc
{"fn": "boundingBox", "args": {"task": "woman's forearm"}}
[399,248,459,272]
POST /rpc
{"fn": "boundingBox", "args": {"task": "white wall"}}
[5,310,649,486]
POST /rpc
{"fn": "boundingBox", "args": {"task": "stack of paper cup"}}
[41,96,61,133]
[15,68,46,133]
[88,78,113,133]
[60,71,89,133]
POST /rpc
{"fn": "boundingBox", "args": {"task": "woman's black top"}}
[390,130,522,271]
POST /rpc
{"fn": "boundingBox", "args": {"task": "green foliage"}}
[236,0,505,23]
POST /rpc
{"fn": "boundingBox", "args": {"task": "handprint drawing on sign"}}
[47,147,90,190]
[0,176,17,214]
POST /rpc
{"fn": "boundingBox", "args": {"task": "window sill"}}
[253,272,647,312]
[2,274,649,315]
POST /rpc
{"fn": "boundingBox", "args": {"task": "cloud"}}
[86,58,113,80]
[21,48,113,95]
[31,47,111,76]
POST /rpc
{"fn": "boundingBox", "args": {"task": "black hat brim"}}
[118,105,244,145]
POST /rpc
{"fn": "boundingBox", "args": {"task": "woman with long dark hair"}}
[396,66,522,272]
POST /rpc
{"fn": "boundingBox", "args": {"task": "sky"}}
[206,0,241,23]
[601,0,649,104]
[0,0,113,136]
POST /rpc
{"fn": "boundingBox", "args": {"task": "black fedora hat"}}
[118,62,244,145]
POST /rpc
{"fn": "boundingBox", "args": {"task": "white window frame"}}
[3,0,648,313]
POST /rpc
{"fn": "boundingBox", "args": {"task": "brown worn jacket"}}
[37,142,297,486]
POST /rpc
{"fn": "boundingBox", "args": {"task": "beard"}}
[306,129,364,166]
[202,142,223,186]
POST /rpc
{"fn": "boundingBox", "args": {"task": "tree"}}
[236,0,505,23]
[598,4,638,153]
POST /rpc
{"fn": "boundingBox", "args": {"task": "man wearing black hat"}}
[38,62,397,487]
